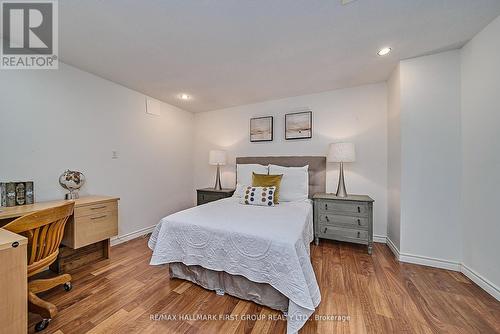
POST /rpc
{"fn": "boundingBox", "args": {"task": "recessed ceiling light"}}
[179,93,190,100]
[377,47,392,56]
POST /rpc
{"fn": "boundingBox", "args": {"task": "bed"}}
[149,156,326,333]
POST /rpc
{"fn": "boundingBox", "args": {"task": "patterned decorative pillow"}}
[240,186,276,207]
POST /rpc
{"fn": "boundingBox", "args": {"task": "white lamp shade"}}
[327,143,356,163]
[209,150,227,165]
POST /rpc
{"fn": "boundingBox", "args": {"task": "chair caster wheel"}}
[64,282,72,291]
[35,318,51,332]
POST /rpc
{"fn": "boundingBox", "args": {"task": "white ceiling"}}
[59,0,500,112]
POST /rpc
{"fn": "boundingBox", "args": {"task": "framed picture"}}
[250,116,273,142]
[285,110,312,140]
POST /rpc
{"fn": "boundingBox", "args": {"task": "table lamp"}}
[327,143,356,197]
[209,150,227,190]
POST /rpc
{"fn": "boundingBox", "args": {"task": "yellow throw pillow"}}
[252,172,283,204]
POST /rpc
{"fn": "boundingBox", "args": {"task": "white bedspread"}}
[148,197,321,333]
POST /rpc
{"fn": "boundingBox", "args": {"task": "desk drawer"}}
[74,210,118,248]
[317,201,368,216]
[319,214,368,229]
[75,201,117,218]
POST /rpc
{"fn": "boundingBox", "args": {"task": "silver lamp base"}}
[214,164,222,190]
[336,162,348,197]
[65,191,79,200]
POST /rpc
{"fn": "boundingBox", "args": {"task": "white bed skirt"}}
[169,262,289,312]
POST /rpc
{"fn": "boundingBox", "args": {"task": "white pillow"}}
[268,164,308,202]
[236,163,268,186]
[233,183,247,198]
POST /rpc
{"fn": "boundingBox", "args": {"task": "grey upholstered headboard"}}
[235,156,326,198]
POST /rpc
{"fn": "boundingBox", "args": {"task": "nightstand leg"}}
[368,243,373,255]
[314,237,319,246]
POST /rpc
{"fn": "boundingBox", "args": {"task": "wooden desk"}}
[0,195,120,273]
[0,195,117,220]
[0,229,27,334]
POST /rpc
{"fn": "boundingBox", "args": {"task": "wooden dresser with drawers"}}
[313,193,374,254]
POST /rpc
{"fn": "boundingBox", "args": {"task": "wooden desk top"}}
[0,228,27,251]
[0,195,120,220]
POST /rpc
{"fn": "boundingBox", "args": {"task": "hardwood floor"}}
[29,236,500,334]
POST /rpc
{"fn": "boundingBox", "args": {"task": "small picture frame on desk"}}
[0,181,34,207]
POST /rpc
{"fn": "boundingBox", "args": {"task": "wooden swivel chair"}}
[3,202,75,332]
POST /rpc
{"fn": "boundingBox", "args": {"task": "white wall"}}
[387,64,401,250]
[383,21,500,299]
[461,15,500,293]
[0,63,195,239]
[193,83,388,239]
[398,50,462,263]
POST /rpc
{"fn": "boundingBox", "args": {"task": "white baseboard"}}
[385,237,460,271]
[385,237,499,301]
[386,237,400,259]
[399,253,461,271]
[110,224,156,246]
[461,264,500,301]
[373,234,387,243]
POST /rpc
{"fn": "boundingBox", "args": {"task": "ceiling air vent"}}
[341,0,358,5]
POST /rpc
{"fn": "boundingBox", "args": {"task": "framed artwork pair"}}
[250,110,312,142]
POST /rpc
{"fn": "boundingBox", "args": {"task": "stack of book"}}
[0,182,34,207]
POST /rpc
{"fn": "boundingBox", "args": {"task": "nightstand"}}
[197,188,235,205]
[313,193,374,254]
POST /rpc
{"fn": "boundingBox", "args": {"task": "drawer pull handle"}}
[91,206,107,210]
[12,241,19,248]
[91,215,107,220]
[325,203,328,210]
[325,216,329,222]
[357,206,361,213]
[358,219,361,226]
[357,231,361,238]
[323,227,328,233]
